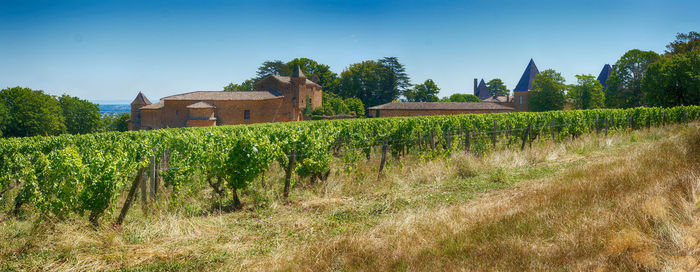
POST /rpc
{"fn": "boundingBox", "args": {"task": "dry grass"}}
[0,124,698,271]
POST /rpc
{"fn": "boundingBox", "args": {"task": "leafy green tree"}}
[101,113,130,132]
[605,49,660,108]
[404,79,440,102]
[59,95,102,134]
[568,74,605,109]
[0,102,7,137]
[486,79,510,96]
[256,60,290,78]
[441,93,481,102]
[530,69,567,111]
[441,94,479,102]
[343,97,365,117]
[665,31,700,56]
[642,53,700,107]
[338,58,411,109]
[338,60,384,108]
[378,57,411,97]
[0,87,65,137]
[223,79,256,92]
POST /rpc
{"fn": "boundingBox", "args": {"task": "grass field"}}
[1,123,699,271]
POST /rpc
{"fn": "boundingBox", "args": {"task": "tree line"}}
[0,87,129,138]
[529,31,700,112]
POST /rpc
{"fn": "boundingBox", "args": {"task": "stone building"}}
[368,102,514,117]
[128,67,322,130]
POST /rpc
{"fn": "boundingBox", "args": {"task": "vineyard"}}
[0,106,698,226]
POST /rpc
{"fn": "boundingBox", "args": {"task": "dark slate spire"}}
[292,66,306,78]
[597,64,613,89]
[476,79,492,100]
[513,59,540,92]
[131,92,151,105]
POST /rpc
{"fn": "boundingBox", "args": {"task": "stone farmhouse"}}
[129,67,322,130]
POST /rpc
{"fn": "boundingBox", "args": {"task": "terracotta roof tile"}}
[186,101,216,109]
[140,101,164,110]
[271,75,321,88]
[161,91,281,101]
[368,102,514,111]
[131,92,151,105]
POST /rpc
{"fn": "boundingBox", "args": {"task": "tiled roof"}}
[140,101,164,110]
[513,59,540,92]
[186,101,216,109]
[368,102,514,111]
[482,96,513,103]
[131,92,151,105]
[161,91,282,101]
[271,75,321,88]
[597,64,613,89]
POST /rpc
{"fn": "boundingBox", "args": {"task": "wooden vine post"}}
[283,149,296,199]
[116,167,147,226]
[429,130,435,150]
[463,125,470,152]
[521,123,531,151]
[140,165,148,213]
[605,117,608,136]
[491,120,497,149]
[150,154,157,202]
[378,139,388,178]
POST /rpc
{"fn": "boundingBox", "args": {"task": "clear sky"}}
[1,0,698,103]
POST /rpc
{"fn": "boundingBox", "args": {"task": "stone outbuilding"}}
[128,67,322,130]
[367,102,514,118]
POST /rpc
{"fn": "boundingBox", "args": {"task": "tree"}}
[404,79,440,102]
[440,93,481,102]
[338,60,384,109]
[378,57,411,97]
[0,102,7,137]
[102,113,130,132]
[642,53,700,107]
[343,98,365,117]
[568,74,605,109]
[256,60,290,78]
[0,87,65,137]
[529,69,567,112]
[59,95,102,134]
[486,79,510,96]
[665,31,700,56]
[337,57,411,110]
[223,79,256,92]
[605,49,660,108]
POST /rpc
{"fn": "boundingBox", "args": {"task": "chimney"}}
[474,78,478,93]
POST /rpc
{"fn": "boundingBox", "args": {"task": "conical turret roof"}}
[513,59,539,92]
[131,92,151,105]
[476,79,492,100]
[292,66,306,78]
[597,64,613,89]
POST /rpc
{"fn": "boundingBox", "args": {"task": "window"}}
[519,96,523,105]
[244,110,250,120]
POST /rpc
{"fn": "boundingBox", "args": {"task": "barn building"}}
[128,67,322,130]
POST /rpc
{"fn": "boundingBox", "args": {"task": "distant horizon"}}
[2,0,698,101]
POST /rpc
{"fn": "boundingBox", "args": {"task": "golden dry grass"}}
[0,124,698,271]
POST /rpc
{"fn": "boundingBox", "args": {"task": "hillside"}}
[1,122,698,271]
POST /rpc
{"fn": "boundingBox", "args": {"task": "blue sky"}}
[1,0,698,103]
